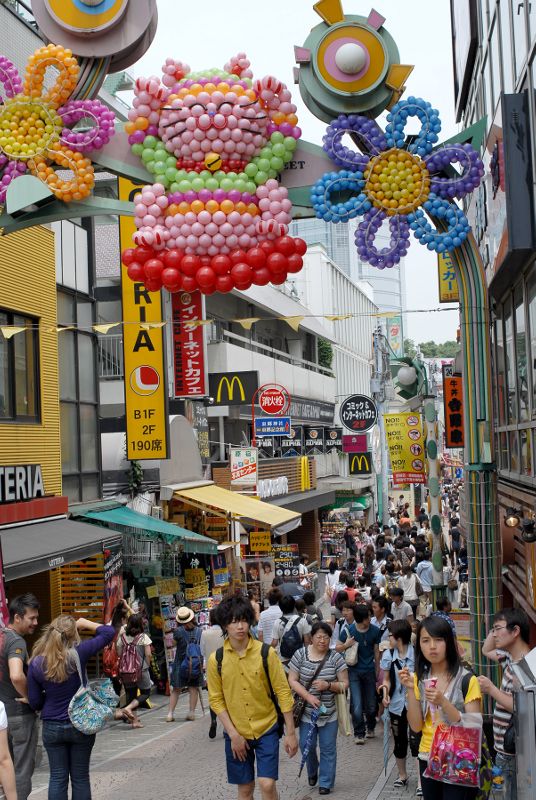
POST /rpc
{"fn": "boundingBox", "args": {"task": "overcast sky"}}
[135,0,461,344]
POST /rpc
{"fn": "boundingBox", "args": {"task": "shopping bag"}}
[424,717,482,789]
[335,692,352,736]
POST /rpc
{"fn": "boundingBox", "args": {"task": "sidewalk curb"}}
[366,755,395,800]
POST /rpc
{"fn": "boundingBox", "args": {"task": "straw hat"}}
[175,606,195,624]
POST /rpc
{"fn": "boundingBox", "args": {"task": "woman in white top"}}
[397,565,421,619]
[324,561,341,601]
[200,609,224,739]
[0,700,16,799]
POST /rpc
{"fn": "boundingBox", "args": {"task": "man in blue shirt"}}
[336,603,381,745]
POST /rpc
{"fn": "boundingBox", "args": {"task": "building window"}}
[515,287,529,421]
[527,271,536,417]
[0,310,39,422]
[512,0,528,81]
[504,301,517,423]
[500,0,514,93]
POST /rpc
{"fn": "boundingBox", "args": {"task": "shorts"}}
[224,723,279,785]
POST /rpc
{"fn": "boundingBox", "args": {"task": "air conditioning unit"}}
[151,506,163,520]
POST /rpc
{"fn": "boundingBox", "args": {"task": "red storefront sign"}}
[342,434,368,453]
[172,291,207,398]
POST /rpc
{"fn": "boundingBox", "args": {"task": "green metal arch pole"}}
[438,224,501,681]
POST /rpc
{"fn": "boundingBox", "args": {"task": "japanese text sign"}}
[384,412,426,484]
[438,252,460,303]
[340,394,378,432]
[230,447,258,487]
[443,366,464,448]
[272,543,299,579]
[172,290,207,397]
[249,531,272,552]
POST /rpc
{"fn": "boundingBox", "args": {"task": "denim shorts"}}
[224,723,279,785]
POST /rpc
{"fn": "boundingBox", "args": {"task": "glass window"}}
[62,475,81,504]
[521,429,532,475]
[79,404,97,471]
[59,332,77,401]
[60,402,79,473]
[81,476,99,502]
[13,321,37,418]
[0,312,11,419]
[505,302,517,423]
[500,0,514,92]
[529,0,536,45]
[490,21,502,106]
[0,311,39,422]
[61,222,76,289]
[495,316,506,425]
[499,431,508,467]
[510,430,520,472]
[527,271,536,417]
[513,0,528,80]
[515,288,529,420]
[57,293,75,325]
[480,0,489,35]
[482,55,492,119]
[78,336,96,402]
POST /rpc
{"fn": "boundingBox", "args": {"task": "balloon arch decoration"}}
[0,0,500,678]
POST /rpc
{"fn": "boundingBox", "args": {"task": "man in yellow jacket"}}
[207,594,298,800]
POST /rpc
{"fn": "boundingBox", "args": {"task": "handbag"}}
[503,718,515,754]
[68,649,117,735]
[424,715,482,789]
[293,651,329,726]
[335,691,352,736]
[342,622,358,666]
[448,575,459,591]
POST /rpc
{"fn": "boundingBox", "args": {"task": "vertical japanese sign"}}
[384,412,426,484]
[386,315,404,358]
[102,542,123,624]
[443,365,465,448]
[119,178,169,460]
[171,290,207,397]
[437,252,460,302]
[230,447,258,488]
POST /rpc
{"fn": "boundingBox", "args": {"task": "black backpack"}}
[388,649,403,698]
[279,616,302,660]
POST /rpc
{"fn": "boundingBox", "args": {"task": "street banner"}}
[342,434,368,453]
[209,371,259,406]
[272,543,299,579]
[384,412,426,484]
[443,365,465,448]
[348,452,373,475]
[171,290,207,397]
[103,541,123,624]
[281,425,304,456]
[119,177,169,460]
[254,416,291,437]
[304,426,325,455]
[438,252,460,302]
[324,427,343,453]
[340,394,378,432]
[230,447,258,488]
[386,315,404,358]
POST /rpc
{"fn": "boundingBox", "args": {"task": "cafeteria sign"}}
[119,178,168,460]
[384,412,426,484]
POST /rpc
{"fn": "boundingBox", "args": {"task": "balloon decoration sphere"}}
[123,53,306,295]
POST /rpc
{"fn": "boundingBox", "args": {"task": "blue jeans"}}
[42,720,96,800]
[496,752,516,800]
[299,719,338,789]
[349,670,377,737]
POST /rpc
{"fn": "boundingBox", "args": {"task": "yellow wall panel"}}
[0,226,61,494]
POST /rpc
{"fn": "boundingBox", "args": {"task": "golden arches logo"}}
[350,454,371,472]
[216,375,245,403]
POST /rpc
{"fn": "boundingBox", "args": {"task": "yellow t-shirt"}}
[413,672,482,754]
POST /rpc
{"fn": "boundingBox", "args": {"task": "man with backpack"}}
[270,595,311,669]
[167,607,204,722]
[207,594,297,800]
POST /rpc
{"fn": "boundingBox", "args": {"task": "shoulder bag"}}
[293,650,329,726]
[343,623,358,666]
[68,649,117,735]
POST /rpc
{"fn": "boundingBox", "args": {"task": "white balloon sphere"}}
[335,43,367,75]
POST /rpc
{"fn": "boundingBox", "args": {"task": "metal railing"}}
[98,334,124,379]
[207,324,334,378]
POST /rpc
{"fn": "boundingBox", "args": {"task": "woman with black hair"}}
[399,616,483,800]
[116,613,152,729]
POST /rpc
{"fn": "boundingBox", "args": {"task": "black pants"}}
[125,686,151,705]
[389,708,409,759]
[419,759,479,800]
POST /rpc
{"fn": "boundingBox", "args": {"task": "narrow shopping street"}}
[30,698,416,800]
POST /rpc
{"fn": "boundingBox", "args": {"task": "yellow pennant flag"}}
[234,317,260,331]
[283,316,304,332]
[324,314,352,321]
[0,326,26,339]
[93,322,121,335]
[140,321,166,330]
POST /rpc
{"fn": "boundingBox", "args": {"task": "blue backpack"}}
[179,628,203,683]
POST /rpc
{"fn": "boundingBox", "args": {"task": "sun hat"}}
[176,606,195,624]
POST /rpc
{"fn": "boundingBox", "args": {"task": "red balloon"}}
[196,266,216,288]
[270,271,288,285]
[182,276,198,292]
[181,254,201,277]
[211,254,232,275]
[286,253,304,273]
[275,236,296,256]
[216,274,235,293]
[162,267,181,289]
[235,279,252,290]
[145,277,162,292]
[127,262,144,281]
[246,247,266,269]
[231,262,253,284]
[200,284,217,295]
[259,240,276,256]
[122,248,136,266]
[230,249,248,265]
[200,255,211,266]
[163,249,183,269]
[266,252,288,274]
[252,267,271,286]
[134,245,154,264]
[144,258,164,279]
[294,237,307,256]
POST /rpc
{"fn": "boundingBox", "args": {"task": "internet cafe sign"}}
[0,465,45,503]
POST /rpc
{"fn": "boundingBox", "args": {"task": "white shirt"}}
[257,605,282,642]
[272,614,311,660]
[200,625,224,661]
[391,600,414,621]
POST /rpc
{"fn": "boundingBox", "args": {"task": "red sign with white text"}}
[172,291,207,398]
[259,387,289,415]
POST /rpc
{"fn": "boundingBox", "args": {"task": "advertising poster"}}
[272,543,300,580]
[102,542,123,624]
[230,447,258,488]
[304,426,325,455]
[280,425,304,457]
[243,557,262,603]
[211,552,230,589]
[324,427,343,453]
[249,531,272,553]
[384,412,426,484]
[386,315,404,358]
[443,365,465,448]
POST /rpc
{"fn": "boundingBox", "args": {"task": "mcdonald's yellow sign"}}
[349,452,372,476]
[209,371,259,406]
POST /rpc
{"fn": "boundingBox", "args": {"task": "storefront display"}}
[320,520,345,569]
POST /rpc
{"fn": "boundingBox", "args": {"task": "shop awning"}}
[269,486,337,514]
[173,485,301,534]
[75,505,217,555]
[0,518,122,581]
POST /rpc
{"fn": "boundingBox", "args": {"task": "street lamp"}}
[397,365,417,387]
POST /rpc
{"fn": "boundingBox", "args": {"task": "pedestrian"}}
[271,595,311,668]
[415,550,433,604]
[302,591,323,624]
[200,608,225,739]
[0,593,40,800]
[449,519,463,567]
[379,619,416,789]
[167,606,203,722]
[246,590,261,638]
[288,622,349,795]
[400,616,483,800]
[257,589,283,644]
[343,575,360,602]
[324,561,341,598]
[207,594,298,800]
[343,526,358,560]
[329,590,348,648]
[0,700,16,800]
[298,554,314,589]
[478,608,531,800]
[116,613,153,729]
[397,565,422,619]
[390,588,415,626]
[27,615,121,800]
[370,596,391,642]
[336,603,381,745]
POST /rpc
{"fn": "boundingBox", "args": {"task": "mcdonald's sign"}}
[209,371,259,406]
[349,452,373,476]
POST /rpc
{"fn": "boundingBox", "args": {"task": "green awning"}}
[75,506,218,555]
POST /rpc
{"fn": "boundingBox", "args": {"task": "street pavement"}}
[29,694,420,799]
